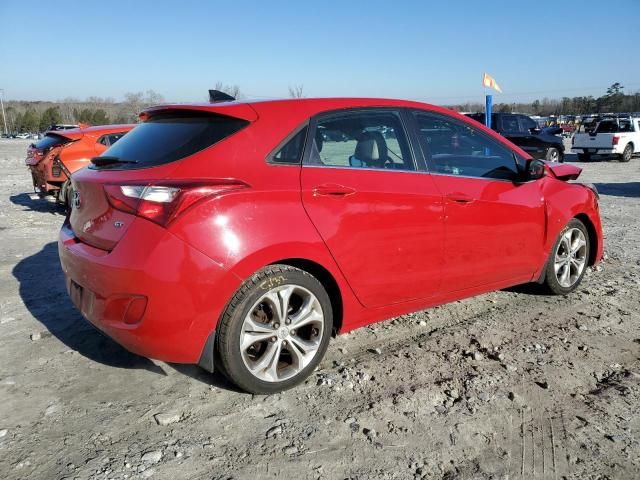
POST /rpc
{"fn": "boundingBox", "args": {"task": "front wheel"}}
[545,147,562,163]
[216,265,333,394]
[543,219,590,295]
[620,144,633,162]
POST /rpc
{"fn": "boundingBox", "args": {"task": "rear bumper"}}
[572,148,615,155]
[28,162,66,194]
[58,219,242,364]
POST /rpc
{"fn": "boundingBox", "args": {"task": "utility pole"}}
[0,89,7,135]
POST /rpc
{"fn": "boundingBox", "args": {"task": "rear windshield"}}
[33,134,69,151]
[91,111,249,170]
[595,120,633,133]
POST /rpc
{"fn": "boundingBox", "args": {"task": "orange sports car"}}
[26,124,134,207]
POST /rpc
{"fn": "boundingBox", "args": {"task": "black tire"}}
[59,180,73,211]
[543,218,590,295]
[577,153,591,162]
[620,143,633,163]
[216,265,333,394]
[545,147,562,163]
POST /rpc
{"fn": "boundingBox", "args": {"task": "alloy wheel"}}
[554,228,587,288]
[240,284,324,382]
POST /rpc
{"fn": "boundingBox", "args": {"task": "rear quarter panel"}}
[59,134,106,174]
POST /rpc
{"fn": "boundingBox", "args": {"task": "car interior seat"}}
[350,131,388,168]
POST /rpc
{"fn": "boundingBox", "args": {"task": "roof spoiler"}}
[209,89,235,103]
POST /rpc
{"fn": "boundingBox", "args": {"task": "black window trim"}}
[408,108,527,183]
[89,112,250,171]
[302,107,421,173]
[265,121,310,166]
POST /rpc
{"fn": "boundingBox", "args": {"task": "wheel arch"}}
[270,258,344,336]
[574,213,598,266]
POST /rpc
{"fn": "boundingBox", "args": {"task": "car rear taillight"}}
[104,180,248,227]
[25,148,44,166]
[612,136,619,146]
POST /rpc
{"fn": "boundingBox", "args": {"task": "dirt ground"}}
[0,138,638,480]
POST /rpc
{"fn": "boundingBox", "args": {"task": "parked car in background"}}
[465,112,565,162]
[59,97,603,394]
[26,124,133,206]
[572,116,639,162]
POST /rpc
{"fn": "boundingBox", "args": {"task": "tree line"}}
[5,83,638,133]
[4,90,165,133]
[452,83,640,117]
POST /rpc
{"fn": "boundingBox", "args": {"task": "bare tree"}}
[213,82,242,99]
[60,97,80,123]
[144,89,165,105]
[120,90,165,123]
[288,85,305,98]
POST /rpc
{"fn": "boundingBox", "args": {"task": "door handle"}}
[312,183,356,197]
[446,193,474,204]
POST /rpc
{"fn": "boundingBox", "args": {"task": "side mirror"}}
[527,159,546,180]
[529,127,540,134]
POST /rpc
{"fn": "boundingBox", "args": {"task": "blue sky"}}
[1,0,639,104]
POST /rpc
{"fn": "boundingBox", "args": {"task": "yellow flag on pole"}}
[482,72,502,93]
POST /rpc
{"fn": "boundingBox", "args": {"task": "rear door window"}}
[92,111,249,170]
[307,110,415,171]
[518,115,538,132]
[500,115,521,134]
[108,132,127,145]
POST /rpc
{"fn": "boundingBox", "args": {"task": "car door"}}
[300,109,444,308]
[411,110,545,292]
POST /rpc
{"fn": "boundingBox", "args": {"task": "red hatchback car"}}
[26,124,133,206]
[58,98,603,393]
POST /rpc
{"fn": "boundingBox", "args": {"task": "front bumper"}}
[58,218,241,364]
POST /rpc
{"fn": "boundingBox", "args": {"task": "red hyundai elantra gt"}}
[59,98,603,393]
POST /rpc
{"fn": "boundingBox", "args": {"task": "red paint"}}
[59,98,603,365]
[26,124,134,197]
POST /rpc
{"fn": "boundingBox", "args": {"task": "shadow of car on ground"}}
[12,241,240,391]
[10,192,66,215]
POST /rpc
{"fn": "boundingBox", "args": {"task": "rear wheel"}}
[577,153,591,162]
[58,180,73,210]
[216,265,333,394]
[546,147,562,163]
[620,144,633,162]
[543,219,590,295]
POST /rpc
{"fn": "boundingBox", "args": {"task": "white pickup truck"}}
[572,117,639,162]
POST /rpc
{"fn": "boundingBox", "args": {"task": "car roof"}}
[143,97,532,159]
[144,97,460,122]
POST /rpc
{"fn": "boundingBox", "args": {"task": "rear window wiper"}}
[90,156,139,166]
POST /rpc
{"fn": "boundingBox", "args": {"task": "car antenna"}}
[209,90,236,103]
